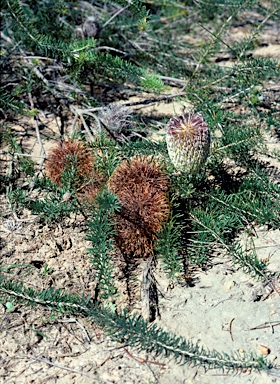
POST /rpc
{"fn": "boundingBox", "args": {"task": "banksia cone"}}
[45,139,94,188]
[108,156,170,258]
[166,110,210,174]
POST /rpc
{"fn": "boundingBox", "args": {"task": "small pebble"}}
[258,344,270,355]
[224,280,236,290]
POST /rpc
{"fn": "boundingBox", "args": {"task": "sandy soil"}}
[1,109,280,383]
[0,215,280,384]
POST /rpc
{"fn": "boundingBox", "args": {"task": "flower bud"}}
[166,111,210,174]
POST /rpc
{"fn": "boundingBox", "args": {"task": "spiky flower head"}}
[98,104,133,141]
[82,16,100,38]
[108,156,170,258]
[74,16,100,39]
[166,110,210,174]
[45,139,94,188]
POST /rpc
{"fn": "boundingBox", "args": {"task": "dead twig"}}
[23,354,114,383]
[124,348,165,367]
[70,106,95,141]
[102,5,129,29]
[262,283,280,300]
[95,356,112,369]
[0,150,45,159]
[159,75,187,84]
[60,317,91,343]
[94,46,127,55]
[141,258,153,321]
[123,92,187,108]
[70,113,79,136]
[28,93,46,171]
[250,321,280,331]
[229,318,235,342]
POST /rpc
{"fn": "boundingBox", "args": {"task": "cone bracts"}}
[45,139,94,187]
[108,156,170,258]
[45,139,105,202]
[166,110,210,174]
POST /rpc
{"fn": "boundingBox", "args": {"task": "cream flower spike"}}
[166,110,210,174]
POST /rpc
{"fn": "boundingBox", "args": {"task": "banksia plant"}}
[108,156,170,258]
[166,110,210,174]
[45,139,94,189]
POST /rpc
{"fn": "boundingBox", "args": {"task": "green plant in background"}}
[0,0,164,114]
[1,0,280,376]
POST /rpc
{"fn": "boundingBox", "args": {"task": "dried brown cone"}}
[107,156,170,258]
[45,139,94,188]
[166,110,210,174]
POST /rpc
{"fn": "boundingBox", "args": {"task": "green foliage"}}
[156,210,184,278]
[86,190,120,299]
[1,126,35,177]
[1,0,162,112]
[2,0,278,280]
[186,179,277,277]
[7,186,80,221]
[219,120,264,165]
[233,178,279,228]
[2,0,78,58]
[140,73,165,93]
[0,276,272,372]
[122,139,168,158]
[90,133,122,178]
[109,0,147,21]
[60,155,85,191]
[0,89,24,114]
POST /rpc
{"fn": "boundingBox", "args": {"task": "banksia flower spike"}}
[166,110,210,174]
[45,139,94,188]
[108,156,170,258]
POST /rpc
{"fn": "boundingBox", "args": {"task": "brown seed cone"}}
[108,156,170,258]
[115,217,155,258]
[45,139,94,187]
[166,110,210,174]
